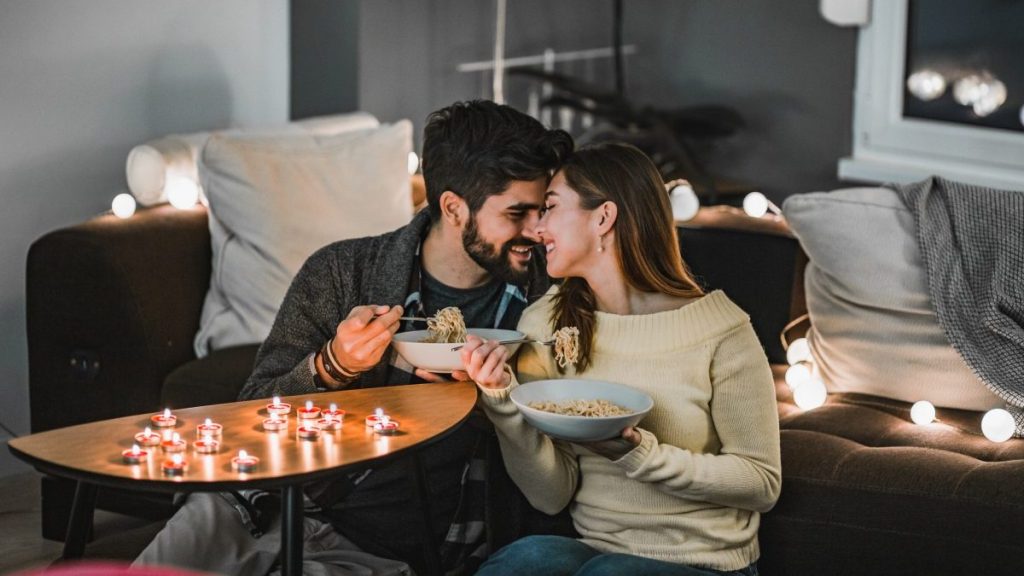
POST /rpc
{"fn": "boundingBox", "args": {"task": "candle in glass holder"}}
[134,427,162,447]
[195,418,222,438]
[296,423,321,440]
[372,415,400,436]
[151,408,177,428]
[266,396,291,416]
[231,450,259,473]
[365,408,386,428]
[122,444,148,464]
[316,413,343,431]
[297,400,321,420]
[161,432,187,453]
[262,412,288,432]
[162,453,187,476]
[193,433,220,454]
[323,403,345,420]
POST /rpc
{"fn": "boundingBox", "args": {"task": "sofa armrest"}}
[27,205,211,432]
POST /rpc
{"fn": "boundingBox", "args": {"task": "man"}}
[136,100,573,575]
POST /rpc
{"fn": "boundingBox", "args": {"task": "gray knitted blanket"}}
[893,176,1024,436]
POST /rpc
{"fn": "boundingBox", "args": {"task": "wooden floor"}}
[0,471,157,574]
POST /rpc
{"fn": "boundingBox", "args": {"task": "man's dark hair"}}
[421,100,574,221]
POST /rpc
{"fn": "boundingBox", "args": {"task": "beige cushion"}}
[783,187,1002,410]
[194,121,414,355]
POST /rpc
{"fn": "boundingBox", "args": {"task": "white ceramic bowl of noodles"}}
[392,328,524,373]
[509,379,654,442]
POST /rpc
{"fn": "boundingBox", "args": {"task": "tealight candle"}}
[134,427,162,447]
[372,415,400,436]
[262,412,288,432]
[193,434,220,454]
[121,444,149,464]
[266,396,291,416]
[366,408,387,428]
[162,453,187,476]
[296,424,321,440]
[231,450,259,473]
[151,408,177,428]
[323,403,345,420]
[161,432,187,453]
[297,400,321,420]
[195,418,222,438]
[316,414,343,431]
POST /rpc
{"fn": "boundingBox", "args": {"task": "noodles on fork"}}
[552,326,580,368]
[423,307,468,343]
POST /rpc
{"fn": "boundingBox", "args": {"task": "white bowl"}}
[510,379,654,442]
[392,328,524,373]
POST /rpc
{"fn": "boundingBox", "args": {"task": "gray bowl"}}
[392,328,524,373]
[510,379,654,442]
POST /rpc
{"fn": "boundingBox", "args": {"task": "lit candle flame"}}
[163,408,171,418]
[305,400,314,411]
[375,408,384,419]
[144,427,152,435]
[273,396,281,405]
[239,450,249,459]
[171,432,180,442]
[172,454,183,465]
[330,403,337,412]
[204,418,212,426]
[131,444,140,454]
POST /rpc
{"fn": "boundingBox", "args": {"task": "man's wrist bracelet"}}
[321,339,359,383]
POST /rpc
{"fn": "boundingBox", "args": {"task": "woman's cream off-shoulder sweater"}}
[477,288,781,571]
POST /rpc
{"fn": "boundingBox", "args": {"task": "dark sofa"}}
[26,204,1024,575]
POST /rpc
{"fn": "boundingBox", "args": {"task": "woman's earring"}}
[597,235,604,253]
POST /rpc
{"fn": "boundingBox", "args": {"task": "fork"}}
[450,338,555,352]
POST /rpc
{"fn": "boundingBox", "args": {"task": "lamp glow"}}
[953,73,1007,117]
[786,338,812,365]
[408,151,420,175]
[111,193,137,218]
[910,400,936,425]
[785,363,812,390]
[793,378,827,410]
[743,192,781,218]
[670,184,700,221]
[906,69,946,101]
[981,409,1014,443]
[166,176,200,209]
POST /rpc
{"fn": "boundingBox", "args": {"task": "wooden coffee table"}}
[9,381,478,576]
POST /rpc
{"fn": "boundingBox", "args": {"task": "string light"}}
[111,193,136,219]
[981,409,1014,443]
[786,338,812,366]
[743,192,781,218]
[407,151,420,175]
[670,183,700,221]
[166,176,200,209]
[785,362,812,391]
[910,400,936,425]
[793,377,827,410]
[906,69,947,101]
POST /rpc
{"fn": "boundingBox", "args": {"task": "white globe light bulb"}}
[786,338,812,366]
[407,151,420,175]
[670,184,700,221]
[743,192,769,218]
[906,69,947,101]
[166,176,199,209]
[111,193,137,219]
[971,78,1007,117]
[981,408,1015,443]
[910,400,936,425]
[953,74,984,106]
[785,362,812,390]
[793,378,827,410]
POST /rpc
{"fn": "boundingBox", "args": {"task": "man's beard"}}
[462,215,536,285]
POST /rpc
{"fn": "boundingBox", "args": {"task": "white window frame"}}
[838,0,1024,191]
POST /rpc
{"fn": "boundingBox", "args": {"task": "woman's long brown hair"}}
[551,143,704,373]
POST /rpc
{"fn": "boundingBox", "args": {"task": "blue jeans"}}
[475,535,759,576]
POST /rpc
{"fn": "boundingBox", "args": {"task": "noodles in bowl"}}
[510,379,654,442]
[528,399,634,417]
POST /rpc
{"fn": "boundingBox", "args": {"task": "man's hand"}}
[459,335,511,389]
[330,304,403,374]
[579,426,642,460]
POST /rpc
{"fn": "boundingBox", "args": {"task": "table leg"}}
[280,484,304,576]
[61,481,97,560]
[411,454,443,576]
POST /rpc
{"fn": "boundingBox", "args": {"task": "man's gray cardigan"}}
[239,210,550,400]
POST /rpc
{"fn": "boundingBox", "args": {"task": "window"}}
[839,0,1024,191]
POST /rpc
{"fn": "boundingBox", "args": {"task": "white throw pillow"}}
[194,121,414,355]
[783,187,1002,410]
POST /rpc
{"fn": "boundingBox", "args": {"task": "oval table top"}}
[9,381,478,493]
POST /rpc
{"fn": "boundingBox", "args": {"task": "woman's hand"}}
[579,426,642,460]
[459,335,511,389]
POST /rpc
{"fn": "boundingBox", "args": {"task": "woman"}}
[457,143,780,576]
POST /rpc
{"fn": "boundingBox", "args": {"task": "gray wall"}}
[359,0,857,199]
[0,0,289,476]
